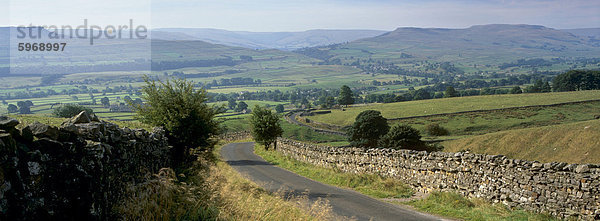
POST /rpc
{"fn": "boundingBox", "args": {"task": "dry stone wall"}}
[0,112,171,220]
[276,138,600,220]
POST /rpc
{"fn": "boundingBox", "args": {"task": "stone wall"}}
[219,131,251,142]
[276,138,600,220]
[0,112,171,220]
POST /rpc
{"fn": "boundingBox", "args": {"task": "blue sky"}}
[3,0,599,31]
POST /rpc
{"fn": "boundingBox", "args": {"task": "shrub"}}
[379,124,428,151]
[52,104,94,118]
[347,110,389,148]
[130,76,223,164]
[425,123,449,136]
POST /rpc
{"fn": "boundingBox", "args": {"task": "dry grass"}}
[442,119,600,164]
[209,141,342,220]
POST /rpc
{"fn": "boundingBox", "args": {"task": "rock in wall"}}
[0,112,171,220]
[276,138,600,220]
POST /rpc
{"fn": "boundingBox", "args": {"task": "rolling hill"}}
[299,24,600,65]
[152,28,387,50]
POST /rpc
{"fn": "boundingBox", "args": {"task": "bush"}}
[379,124,428,151]
[52,104,94,118]
[425,123,449,136]
[130,76,223,165]
[347,110,389,148]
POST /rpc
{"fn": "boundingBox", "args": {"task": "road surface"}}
[221,142,444,221]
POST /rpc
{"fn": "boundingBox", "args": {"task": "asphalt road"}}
[221,142,444,221]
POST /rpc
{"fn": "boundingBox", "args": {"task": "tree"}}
[228,98,237,110]
[338,85,354,107]
[17,101,32,114]
[250,105,283,150]
[444,86,458,98]
[130,76,223,164]
[510,86,522,94]
[275,104,285,113]
[412,88,431,100]
[347,110,389,148]
[123,96,133,103]
[325,96,335,109]
[235,101,248,112]
[378,124,427,151]
[552,70,600,92]
[100,97,110,107]
[53,104,94,118]
[425,123,449,136]
[7,104,18,113]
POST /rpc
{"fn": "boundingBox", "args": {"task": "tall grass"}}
[210,141,341,220]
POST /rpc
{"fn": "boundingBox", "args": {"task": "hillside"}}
[442,119,600,164]
[307,90,600,127]
[300,24,600,65]
[152,28,387,50]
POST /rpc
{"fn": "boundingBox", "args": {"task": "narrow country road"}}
[221,142,444,221]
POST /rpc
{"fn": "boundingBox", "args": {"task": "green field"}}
[307,90,600,127]
[395,100,600,140]
[442,119,600,164]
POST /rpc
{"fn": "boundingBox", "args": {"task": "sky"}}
[2,0,599,31]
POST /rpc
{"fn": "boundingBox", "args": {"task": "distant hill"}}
[562,28,600,38]
[152,28,387,50]
[299,24,600,65]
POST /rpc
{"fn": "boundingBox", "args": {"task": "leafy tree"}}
[53,104,94,118]
[123,96,133,103]
[425,123,449,136]
[552,70,600,92]
[130,76,223,164]
[347,110,389,148]
[444,86,458,98]
[17,101,32,114]
[378,124,427,151]
[227,98,237,110]
[325,96,335,109]
[338,85,354,107]
[100,97,110,107]
[235,101,248,112]
[412,88,431,100]
[250,105,283,150]
[7,104,18,113]
[510,86,522,94]
[275,104,285,113]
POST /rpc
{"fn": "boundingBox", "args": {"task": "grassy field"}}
[307,90,600,127]
[442,119,600,164]
[396,100,600,140]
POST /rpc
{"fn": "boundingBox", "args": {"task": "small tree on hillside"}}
[510,86,522,94]
[100,97,110,107]
[250,105,283,150]
[275,104,285,113]
[130,76,223,165]
[444,86,458,98]
[338,85,354,107]
[7,104,18,113]
[235,101,248,112]
[53,104,94,118]
[347,110,389,148]
[379,124,427,151]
